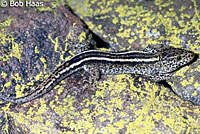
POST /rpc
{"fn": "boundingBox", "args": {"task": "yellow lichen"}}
[35,46,39,54]
[40,57,47,69]
[1,71,7,79]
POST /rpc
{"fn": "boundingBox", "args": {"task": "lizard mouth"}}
[171,52,198,73]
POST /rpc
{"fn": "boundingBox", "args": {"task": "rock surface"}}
[0,0,200,134]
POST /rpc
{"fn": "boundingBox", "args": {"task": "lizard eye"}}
[177,56,182,61]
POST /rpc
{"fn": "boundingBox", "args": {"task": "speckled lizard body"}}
[0,47,195,104]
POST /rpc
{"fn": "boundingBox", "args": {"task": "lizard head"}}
[160,47,196,73]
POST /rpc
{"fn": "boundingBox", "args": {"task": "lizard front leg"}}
[148,73,174,82]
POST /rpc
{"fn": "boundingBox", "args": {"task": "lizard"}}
[0,46,196,104]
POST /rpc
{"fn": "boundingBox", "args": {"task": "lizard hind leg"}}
[82,64,101,91]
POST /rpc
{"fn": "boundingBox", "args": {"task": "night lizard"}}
[0,46,195,104]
